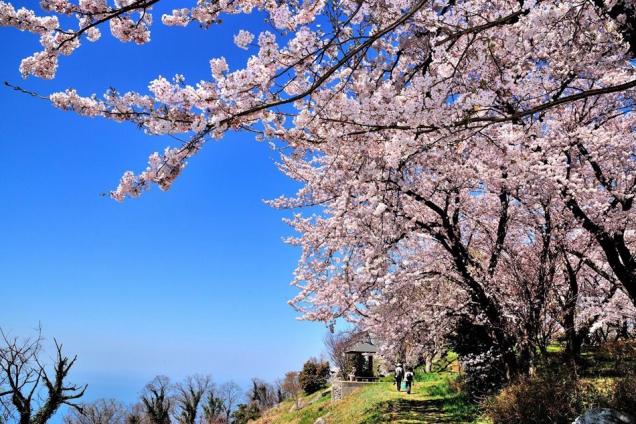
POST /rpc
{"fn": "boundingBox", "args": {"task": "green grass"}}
[415,371,445,383]
[417,372,479,423]
[253,372,480,424]
[545,343,564,354]
[254,344,635,424]
[254,391,333,424]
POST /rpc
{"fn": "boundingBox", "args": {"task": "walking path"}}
[253,379,477,423]
[358,382,471,424]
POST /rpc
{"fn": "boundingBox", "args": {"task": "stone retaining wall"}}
[331,381,377,401]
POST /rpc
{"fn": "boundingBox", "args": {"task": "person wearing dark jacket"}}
[404,367,414,394]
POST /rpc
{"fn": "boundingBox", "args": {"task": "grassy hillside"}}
[253,373,482,424]
[252,343,636,424]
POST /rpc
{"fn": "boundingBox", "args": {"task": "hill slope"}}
[253,374,481,424]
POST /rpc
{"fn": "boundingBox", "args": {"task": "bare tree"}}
[140,376,172,424]
[173,374,212,424]
[200,390,225,424]
[279,372,301,410]
[218,381,242,423]
[246,378,276,414]
[323,329,365,378]
[0,328,87,424]
[124,402,147,424]
[63,398,126,424]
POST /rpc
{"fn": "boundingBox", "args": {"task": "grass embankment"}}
[253,372,481,424]
[255,344,636,424]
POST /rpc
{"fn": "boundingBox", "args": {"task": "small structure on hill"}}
[331,343,379,402]
[344,342,378,382]
[331,342,380,401]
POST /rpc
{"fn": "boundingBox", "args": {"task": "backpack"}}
[405,371,414,382]
[395,366,404,379]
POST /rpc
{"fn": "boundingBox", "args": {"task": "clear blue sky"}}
[0,1,329,418]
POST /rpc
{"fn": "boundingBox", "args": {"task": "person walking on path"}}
[404,367,414,394]
[394,363,404,392]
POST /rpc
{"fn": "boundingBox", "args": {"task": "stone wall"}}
[331,381,377,401]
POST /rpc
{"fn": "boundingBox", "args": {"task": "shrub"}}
[231,403,260,424]
[483,367,604,424]
[596,341,636,366]
[298,359,330,395]
[430,351,457,373]
[426,378,459,398]
[611,373,636,417]
[484,344,636,424]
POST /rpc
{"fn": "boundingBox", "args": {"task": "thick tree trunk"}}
[562,253,584,362]
[518,333,537,376]
[564,330,584,363]
[501,348,518,381]
[424,355,433,374]
[538,343,548,362]
[563,302,583,362]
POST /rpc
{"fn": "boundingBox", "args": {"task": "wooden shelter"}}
[344,342,379,381]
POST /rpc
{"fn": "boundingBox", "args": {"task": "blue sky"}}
[0,2,330,418]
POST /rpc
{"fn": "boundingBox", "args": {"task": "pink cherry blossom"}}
[4,0,636,373]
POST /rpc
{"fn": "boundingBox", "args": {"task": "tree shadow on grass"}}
[360,396,465,424]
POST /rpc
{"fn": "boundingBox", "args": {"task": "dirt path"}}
[358,383,471,424]
[361,396,465,423]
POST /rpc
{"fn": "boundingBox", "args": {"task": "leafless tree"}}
[323,329,366,377]
[218,381,242,423]
[123,402,147,424]
[279,372,301,410]
[0,328,87,424]
[140,376,172,424]
[200,389,225,424]
[173,374,212,424]
[63,398,126,424]
[246,378,276,414]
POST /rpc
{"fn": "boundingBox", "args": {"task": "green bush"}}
[298,359,330,395]
[426,378,460,398]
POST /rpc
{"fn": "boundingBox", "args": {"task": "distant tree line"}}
[63,362,330,424]
[62,374,243,424]
[0,327,333,424]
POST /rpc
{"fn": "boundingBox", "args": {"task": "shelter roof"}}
[345,342,378,354]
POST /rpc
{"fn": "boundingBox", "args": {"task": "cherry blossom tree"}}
[3,0,635,206]
[362,274,460,372]
[4,0,636,384]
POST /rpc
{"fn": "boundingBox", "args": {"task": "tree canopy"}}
[3,0,636,383]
